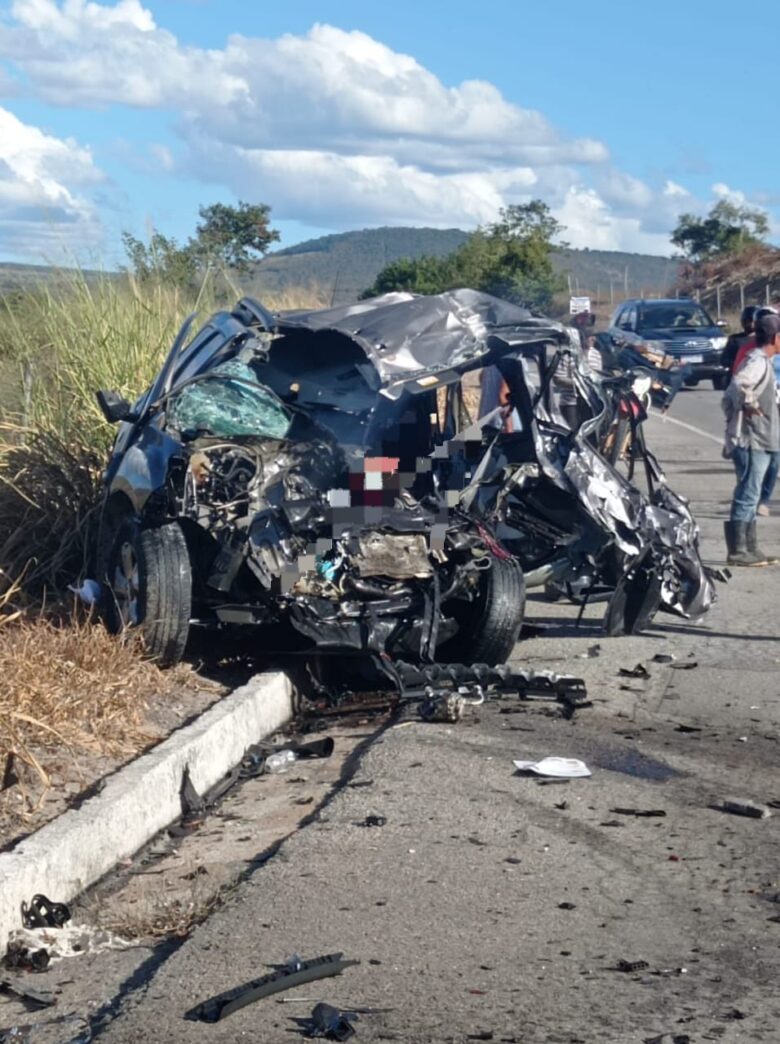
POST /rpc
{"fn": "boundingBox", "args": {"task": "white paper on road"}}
[513,757,592,778]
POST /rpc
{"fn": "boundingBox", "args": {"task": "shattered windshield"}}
[166,359,291,440]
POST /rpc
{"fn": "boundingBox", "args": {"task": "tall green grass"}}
[0,270,325,594]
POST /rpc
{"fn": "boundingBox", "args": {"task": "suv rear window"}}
[636,303,713,331]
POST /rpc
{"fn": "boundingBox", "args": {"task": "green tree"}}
[671,199,769,263]
[362,200,565,311]
[120,230,197,287]
[192,201,280,270]
[122,200,280,284]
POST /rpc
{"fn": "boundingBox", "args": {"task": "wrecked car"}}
[95,292,551,667]
[95,289,716,670]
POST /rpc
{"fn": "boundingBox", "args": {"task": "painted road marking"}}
[648,408,722,447]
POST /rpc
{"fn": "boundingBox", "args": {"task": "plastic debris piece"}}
[513,757,591,779]
[714,798,771,819]
[0,977,56,1009]
[185,952,360,1022]
[611,808,667,818]
[3,941,49,972]
[20,895,70,930]
[651,653,675,664]
[7,925,134,962]
[67,578,102,605]
[419,693,465,723]
[616,959,649,973]
[618,664,650,679]
[578,643,601,659]
[306,1001,359,1040]
[265,749,298,774]
[670,661,698,670]
[360,815,387,828]
[167,359,290,440]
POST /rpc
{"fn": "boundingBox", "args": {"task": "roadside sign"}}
[569,296,591,315]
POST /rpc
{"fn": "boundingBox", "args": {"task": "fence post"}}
[716,284,722,320]
[740,283,745,310]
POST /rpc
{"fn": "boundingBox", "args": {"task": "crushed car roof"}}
[273,289,568,384]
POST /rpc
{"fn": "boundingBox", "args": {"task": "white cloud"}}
[0,105,103,258]
[0,0,721,254]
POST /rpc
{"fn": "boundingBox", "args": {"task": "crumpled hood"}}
[276,289,567,385]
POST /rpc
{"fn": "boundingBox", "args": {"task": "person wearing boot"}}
[722,313,780,566]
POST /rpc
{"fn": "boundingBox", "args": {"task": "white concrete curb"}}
[0,671,294,947]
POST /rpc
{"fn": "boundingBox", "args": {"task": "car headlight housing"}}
[711,336,727,351]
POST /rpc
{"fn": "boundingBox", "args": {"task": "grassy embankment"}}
[0,270,323,807]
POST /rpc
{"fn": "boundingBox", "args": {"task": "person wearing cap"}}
[757,343,780,516]
[722,313,780,565]
[722,305,758,379]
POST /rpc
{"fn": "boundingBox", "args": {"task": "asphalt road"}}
[11,388,780,1044]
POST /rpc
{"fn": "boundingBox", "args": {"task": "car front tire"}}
[104,518,192,666]
[439,556,526,666]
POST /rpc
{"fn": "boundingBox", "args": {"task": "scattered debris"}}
[20,895,70,930]
[615,959,649,973]
[419,693,465,723]
[67,577,102,605]
[611,808,667,818]
[291,738,335,760]
[3,941,49,972]
[578,644,602,659]
[618,664,650,679]
[669,661,698,671]
[265,749,298,774]
[674,724,702,734]
[303,1002,359,1040]
[513,757,591,779]
[185,952,360,1022]
[360,816,387,828]
[558,902,576,910]
[713,798,772,819]
[651,653,675,664]
[6,925,134,962]
[0,977,56,1010]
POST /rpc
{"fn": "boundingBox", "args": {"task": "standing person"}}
[721,305,758,378]
[722,313,780,565]
[757,344,780,515]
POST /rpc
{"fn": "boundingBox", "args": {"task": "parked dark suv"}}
[607,298,729,389]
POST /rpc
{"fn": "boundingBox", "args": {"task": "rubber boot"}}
[746,520,777,565]
[724,520,765,566]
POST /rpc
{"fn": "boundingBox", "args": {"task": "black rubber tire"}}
[683,377,699,388]
[440,556,526,666]
[104,519,192,666]
[712,374,729,391]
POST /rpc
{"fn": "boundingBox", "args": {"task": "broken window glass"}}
[167,359,290,440]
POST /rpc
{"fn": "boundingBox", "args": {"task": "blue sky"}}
[0,0,778,265]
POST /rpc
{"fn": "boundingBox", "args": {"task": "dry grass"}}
[0,606,192,812]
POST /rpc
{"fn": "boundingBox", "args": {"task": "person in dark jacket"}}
[722,305,758,377]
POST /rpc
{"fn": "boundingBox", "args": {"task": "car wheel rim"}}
[113,540,140,626]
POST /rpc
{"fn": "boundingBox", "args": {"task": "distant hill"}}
[1,229,680,313]
[0,262,109,295]
[244,226,679,306]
